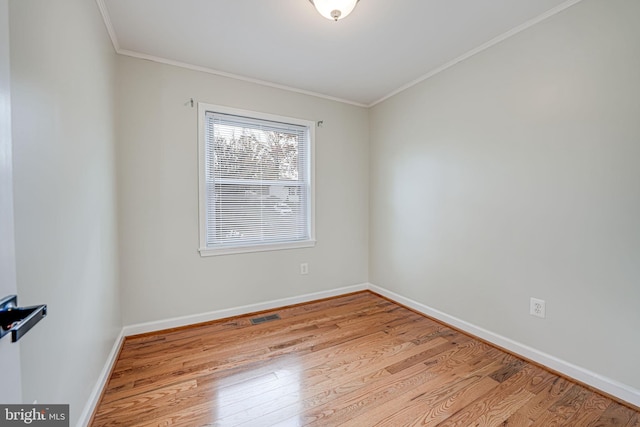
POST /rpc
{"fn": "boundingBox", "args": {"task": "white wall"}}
[0,0,21,402]
[7,0,638,417]
[370,0,640,391]
[117,56,369,325]
[9,0,121,422]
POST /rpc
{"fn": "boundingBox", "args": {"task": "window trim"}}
[197,103,316,256]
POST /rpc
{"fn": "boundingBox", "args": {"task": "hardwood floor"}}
[91,292,639,426]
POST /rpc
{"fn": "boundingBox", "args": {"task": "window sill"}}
[199,240,316,257]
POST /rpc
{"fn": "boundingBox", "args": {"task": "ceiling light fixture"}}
[309,0,359,21]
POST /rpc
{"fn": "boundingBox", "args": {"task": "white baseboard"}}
[78,281,639,426]
[368,283,640,408]
[76,283,368,426]
[122,283,368,337]
[76,328,125,427]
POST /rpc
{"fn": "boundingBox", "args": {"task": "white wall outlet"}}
[300,263,309,275]
[530,297,546,318]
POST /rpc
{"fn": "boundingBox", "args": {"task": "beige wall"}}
[10,0,121,422]
[0,0,21,402]
[370,0,640,390]
[7,0,640,417]
[116,56,369,325]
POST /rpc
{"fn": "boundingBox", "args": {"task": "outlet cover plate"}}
[530,297,546,318]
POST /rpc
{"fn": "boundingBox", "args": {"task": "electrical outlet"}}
[530,297,546,318]
[300,263,308,275]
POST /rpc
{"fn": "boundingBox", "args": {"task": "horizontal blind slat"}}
[204,110,311,249]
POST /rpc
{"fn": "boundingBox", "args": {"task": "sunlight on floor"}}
[213,357,302,426]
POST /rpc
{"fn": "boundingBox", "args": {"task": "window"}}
[198,104,315,256]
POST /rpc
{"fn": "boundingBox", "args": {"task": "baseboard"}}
[122,283,369,337]
[76,283,368,426]
[76,328,125,427]
[368,283,640,409]
[78,281,639,426]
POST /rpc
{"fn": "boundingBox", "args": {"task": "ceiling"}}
[99,0,580,106]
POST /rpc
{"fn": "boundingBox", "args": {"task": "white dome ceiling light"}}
[309,0,360,21]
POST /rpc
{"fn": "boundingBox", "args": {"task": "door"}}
[0,0,22,402]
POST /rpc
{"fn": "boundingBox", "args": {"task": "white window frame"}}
[198,103,316,256]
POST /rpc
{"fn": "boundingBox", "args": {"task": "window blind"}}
[203,111,311,250]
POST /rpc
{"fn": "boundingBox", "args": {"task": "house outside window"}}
[198,104,315,256]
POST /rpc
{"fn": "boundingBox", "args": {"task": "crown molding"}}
[116,49,368,108]
[94,0,120,52]
[95,0,585,108]
[369,0,585,106]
